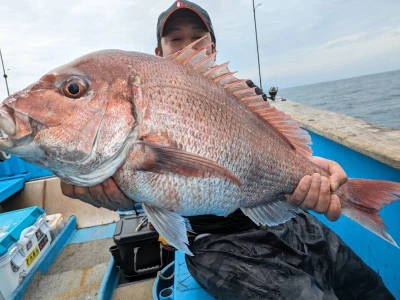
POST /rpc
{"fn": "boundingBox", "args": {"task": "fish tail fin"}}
[341,179,400,247]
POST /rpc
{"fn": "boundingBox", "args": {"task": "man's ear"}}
[155,47,162,57]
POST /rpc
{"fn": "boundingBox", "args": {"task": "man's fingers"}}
[60,178,134,211]
[309,156,329,170]
[288,173,333,214]
[88,184,111,208]
[313,176,330,213]
[102,178,127,201]
[327,160,348,191]
[286,157,346,222]
[101,178,134,210]
[60,181,106,209]
[310,157,347,191]
[60,181,75,198]
[300,173,321,210]
[73,185,93,201]
[287,175,312,205]
[324,194,341,221]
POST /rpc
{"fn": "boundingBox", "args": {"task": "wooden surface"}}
[112,279,155,300]
[23,238,115,300]
[1,177,120,228]
[271,99,400,169]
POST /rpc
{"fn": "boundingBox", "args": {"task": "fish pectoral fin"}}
[136,141,241,187]
[241,199,302,227]
[142,204,193,256]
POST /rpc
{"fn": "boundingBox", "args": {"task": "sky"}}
[1,0,400,100]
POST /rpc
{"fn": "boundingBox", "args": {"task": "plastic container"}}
[152,261,174,300]
[0,155,53,181]
[0,155,54,204]
[0,207,52,299]
[45,213,64,241]
[172,251,214,299]
[152,252,214,300]
[159,287,174,300]
[111,213,174,280]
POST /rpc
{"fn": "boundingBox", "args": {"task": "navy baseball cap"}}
[157,0,216,45]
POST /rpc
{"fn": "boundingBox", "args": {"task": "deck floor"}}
[23,238,115,299]
[112,279,155,300]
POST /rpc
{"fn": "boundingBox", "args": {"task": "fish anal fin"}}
[241,199,302,227]
[142,204,193,255]
[132,141,241,187]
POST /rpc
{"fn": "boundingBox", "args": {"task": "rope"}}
[157,270,174,281]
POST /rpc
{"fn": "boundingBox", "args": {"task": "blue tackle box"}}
[0,206,52,299]
[0,155,53,204]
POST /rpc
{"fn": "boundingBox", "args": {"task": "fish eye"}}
[61,78,88,99]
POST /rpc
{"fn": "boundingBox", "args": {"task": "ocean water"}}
[279,70,400,130]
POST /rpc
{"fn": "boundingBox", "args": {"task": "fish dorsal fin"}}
[168,37,312,157]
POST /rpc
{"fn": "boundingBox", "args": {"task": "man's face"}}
[156,12,214,57]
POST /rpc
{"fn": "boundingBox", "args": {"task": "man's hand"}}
[60,177,134,211]
[287,157,348,221]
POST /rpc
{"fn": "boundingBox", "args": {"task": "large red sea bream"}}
[0,38,399,255]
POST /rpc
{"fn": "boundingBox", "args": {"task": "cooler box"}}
[0,206,52,299]
[111,213,174,280]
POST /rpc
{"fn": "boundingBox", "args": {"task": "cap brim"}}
[160,7,212,38]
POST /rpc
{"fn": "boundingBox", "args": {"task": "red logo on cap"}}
[177,0,183,7]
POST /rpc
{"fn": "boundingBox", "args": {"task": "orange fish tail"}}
[340,179,400,247]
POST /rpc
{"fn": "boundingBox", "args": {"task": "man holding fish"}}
[61,2,345,226]
[57,1,394,298]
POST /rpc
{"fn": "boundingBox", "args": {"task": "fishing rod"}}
[0,48,10,97]
[252,0,263,91]
[0,48,11,160]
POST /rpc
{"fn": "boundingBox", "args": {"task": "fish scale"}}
[129,68,309,211]
[0,38,399,255]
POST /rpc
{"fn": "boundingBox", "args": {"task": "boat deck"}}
[24,238,114,299]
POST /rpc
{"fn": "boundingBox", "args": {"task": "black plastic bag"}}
[186,212,394,300]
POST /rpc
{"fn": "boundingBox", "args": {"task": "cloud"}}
[1,0,400,98]
[260,25,400,87]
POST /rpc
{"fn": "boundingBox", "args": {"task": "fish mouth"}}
[0,106,15,150]
[0,106,17,137]
[0,104,44,153]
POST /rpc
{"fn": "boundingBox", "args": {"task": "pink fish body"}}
[0,39,399,255]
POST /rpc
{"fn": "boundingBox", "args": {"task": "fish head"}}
[0,50,137,185]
